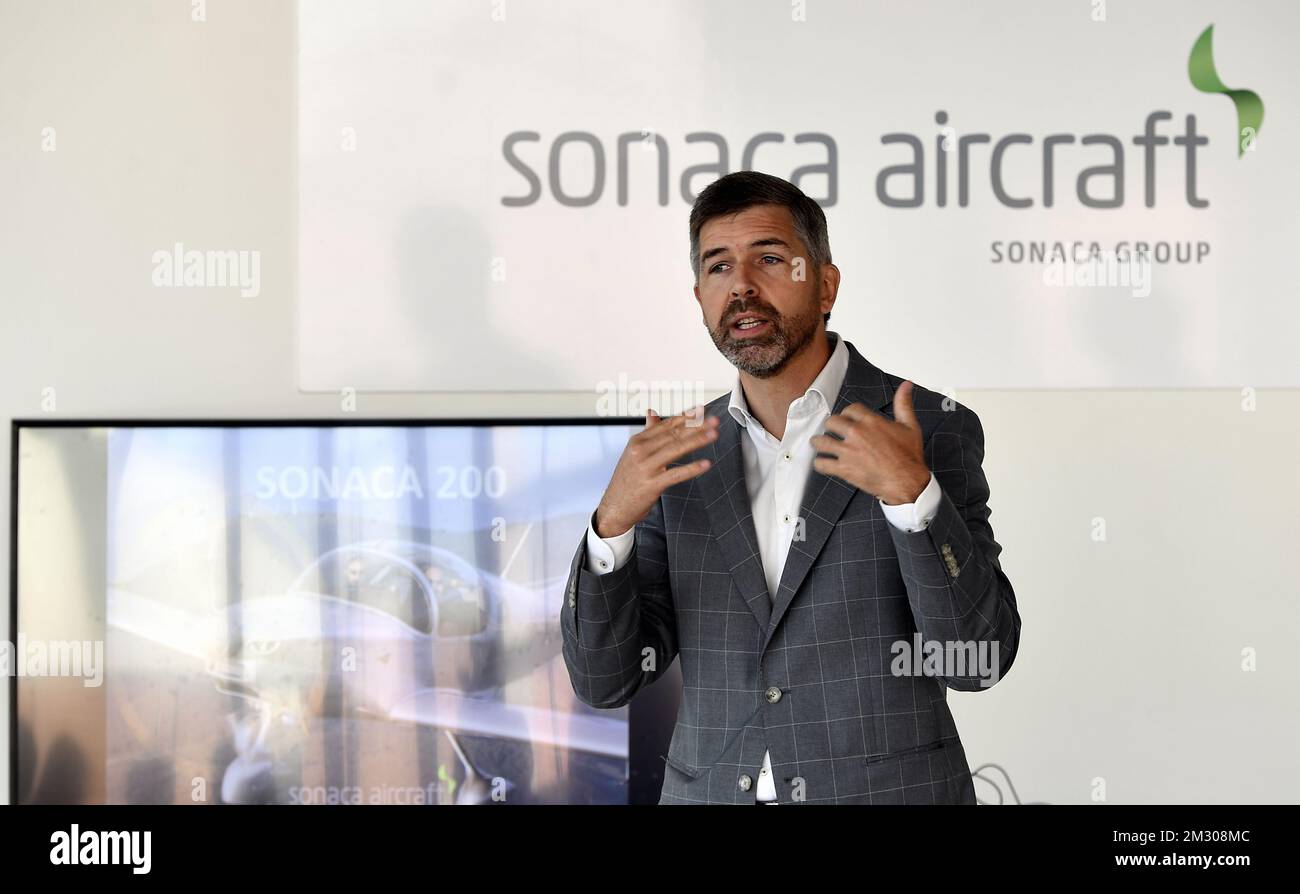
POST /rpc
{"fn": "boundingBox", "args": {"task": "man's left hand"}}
[810,380,931,505]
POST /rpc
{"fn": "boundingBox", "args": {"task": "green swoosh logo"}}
[1188,24,1264,157]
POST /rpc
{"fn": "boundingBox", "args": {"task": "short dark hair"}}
[689,171,832,323]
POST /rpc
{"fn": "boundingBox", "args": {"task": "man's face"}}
[693,204,837,378]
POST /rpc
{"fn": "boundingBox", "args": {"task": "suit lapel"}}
[697,339,899,643]
[763,340,896,648]
[697,409,772,633]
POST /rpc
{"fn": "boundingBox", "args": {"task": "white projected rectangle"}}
[297,0,1300,392]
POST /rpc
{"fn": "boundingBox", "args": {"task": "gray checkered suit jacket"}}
[560,339,1022,804]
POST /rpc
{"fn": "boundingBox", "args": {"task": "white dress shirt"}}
[584,333,941,801]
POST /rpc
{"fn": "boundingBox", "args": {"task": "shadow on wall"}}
[394,205,553,389]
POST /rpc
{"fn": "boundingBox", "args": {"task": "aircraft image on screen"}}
[107,539,626,804]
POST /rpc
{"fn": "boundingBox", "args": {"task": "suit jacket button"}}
[765,686,782,704]
[738,774,753,791]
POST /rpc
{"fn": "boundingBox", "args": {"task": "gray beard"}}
[710,309,820,379]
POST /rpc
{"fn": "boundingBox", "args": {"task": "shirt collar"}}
[727,331,849,429]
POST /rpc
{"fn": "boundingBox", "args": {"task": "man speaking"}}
[560,171,1022,805]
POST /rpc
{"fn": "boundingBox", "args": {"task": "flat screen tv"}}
[10,419,680,805]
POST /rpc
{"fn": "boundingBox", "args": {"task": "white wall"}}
[2,0,1296,804]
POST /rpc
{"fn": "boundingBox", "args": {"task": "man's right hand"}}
[593,407,720,538]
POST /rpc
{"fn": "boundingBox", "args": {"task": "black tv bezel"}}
[8,416,675,806]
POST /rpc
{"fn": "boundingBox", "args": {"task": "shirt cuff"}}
[879,472,941,533]
[585,511,636,575]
